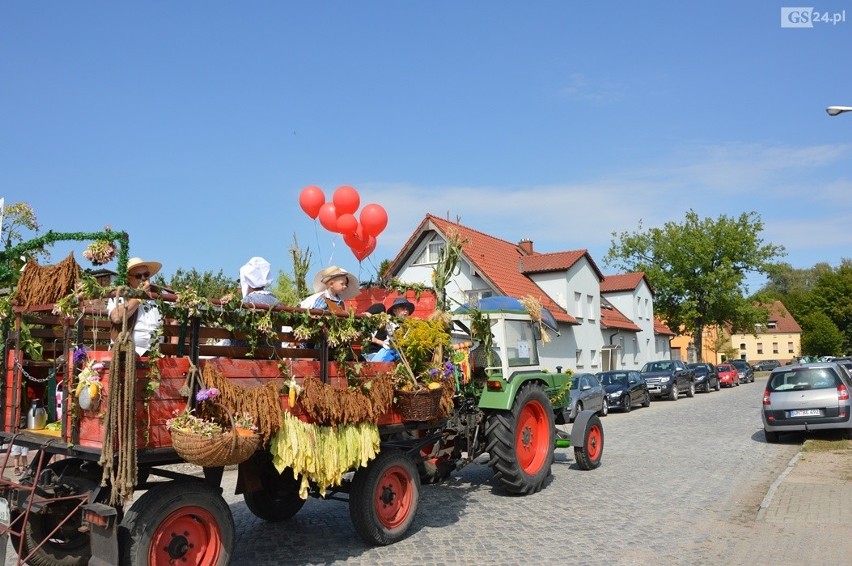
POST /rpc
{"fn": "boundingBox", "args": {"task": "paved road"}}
[226,376,796,565]
[4,376,843,565]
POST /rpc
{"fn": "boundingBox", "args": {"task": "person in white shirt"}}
[107,256,164,356]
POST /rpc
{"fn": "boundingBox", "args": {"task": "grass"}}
[801,438,852,452]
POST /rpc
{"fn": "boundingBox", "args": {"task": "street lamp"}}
[826,106,852,116]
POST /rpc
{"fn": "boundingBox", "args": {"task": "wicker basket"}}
[169,427,260,467]
[394,387,443,421]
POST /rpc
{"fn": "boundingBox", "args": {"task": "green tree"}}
[272,271,300,306]
[165,268,236,298]
[808,259,852,352]
[0,201,47,289]
[606,210,785,358]
[799,312,844,356]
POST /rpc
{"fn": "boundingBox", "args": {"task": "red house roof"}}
[762,300,802,334]
[600,298,642,332]
[601,272,654,296]
[387,214,580,324]
[654,318,676,336]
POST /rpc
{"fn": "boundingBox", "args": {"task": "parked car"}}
[729,359,755,383]
[639,360,696,400]
[596,370,651,412]
[716,363,740,387]
[831,357,852,375]
[567,372,607,421]
[762,362,852,443]
[753,360,781,372]
[687,362,720,393]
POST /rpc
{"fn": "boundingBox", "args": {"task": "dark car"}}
[762,362,852,442]
[639,359,696,400]
[729,359,755,383]
[753,360,781,372]
[687,362,720,393]
[596,370,651,412]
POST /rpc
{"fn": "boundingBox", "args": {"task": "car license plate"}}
[789,409,821,417]
[0,497,9,525]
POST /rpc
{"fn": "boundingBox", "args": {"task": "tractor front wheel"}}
[574,413,604,470]
[485,382,555,495]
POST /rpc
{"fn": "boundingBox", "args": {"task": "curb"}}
[756,450,800,520]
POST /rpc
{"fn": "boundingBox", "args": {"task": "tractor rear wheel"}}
[485,382,555,495]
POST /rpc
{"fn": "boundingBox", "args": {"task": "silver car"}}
[762,362,852,442]
[568,372,607,422]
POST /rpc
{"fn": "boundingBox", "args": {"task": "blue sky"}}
[2,2,851,293]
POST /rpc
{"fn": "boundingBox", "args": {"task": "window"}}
[788,342,794,353]
[590,349,597,368]
[576,349,583,368]
[464,289,493,304]
[412,239,445,265]
[739,343,746,351]
[773,342,779,354]
[586,295,595,321]
[504,320,539,367]
[574,293,582,319]
[757,342,763,354]
[767,321,777,329]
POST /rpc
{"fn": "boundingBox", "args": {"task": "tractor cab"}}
[452,296,559,382]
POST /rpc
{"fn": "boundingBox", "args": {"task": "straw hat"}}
[312,265,359,300]
[126,257,162,277]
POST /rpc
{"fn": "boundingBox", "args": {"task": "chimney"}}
[519,239,533,255]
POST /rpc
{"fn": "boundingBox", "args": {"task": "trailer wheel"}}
[243,466,306,522]
[15,459,104,566]
[574,413,604,470]
[119,481,234,566]
[485,382,555,495]
[349,449,420,546]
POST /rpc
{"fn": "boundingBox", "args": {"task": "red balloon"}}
[352,235,377,261]
[333,185,360,216]
[336,213,358,236]
[318,202,339,232]
[352,247,369,261]
[299,186,325,219]
[343,230,365,251]
[360,203,388,237]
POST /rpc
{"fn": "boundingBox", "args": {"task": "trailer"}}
[0,241,603,565]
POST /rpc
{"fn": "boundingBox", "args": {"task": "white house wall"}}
[602,279,665,366]
[391,231,668,373]
[527,259,603,373]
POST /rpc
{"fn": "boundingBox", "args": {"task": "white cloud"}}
[367,141,852,271]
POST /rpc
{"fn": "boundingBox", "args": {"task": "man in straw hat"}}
[300,265,359,314]
[107,256,164,356]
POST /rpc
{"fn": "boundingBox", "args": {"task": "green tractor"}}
[420,296,604,493]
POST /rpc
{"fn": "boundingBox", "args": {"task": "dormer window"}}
[413,239,445,265]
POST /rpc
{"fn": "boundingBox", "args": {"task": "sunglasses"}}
[133,272,151,280]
